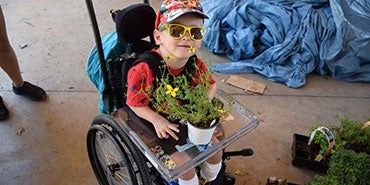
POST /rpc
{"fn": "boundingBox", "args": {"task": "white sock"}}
[178,173,199,185]
[200,161,222,182]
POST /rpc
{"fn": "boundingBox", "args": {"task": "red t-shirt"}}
[126,52,215,107]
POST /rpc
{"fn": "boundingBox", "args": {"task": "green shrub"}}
[307,150,370,185]
[332,117,370,154]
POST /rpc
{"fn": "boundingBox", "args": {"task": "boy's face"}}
[155,14,204,61]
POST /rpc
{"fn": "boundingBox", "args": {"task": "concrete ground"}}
[0,0,369,185]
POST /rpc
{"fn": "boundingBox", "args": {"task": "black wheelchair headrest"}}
[114,3,156,43]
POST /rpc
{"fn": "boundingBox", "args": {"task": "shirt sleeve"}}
[126,62,155,107]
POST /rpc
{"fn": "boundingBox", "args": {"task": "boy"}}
[126,0,222,184]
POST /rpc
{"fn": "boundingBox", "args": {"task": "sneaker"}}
[13,81,47,101]
[0,96,10,121]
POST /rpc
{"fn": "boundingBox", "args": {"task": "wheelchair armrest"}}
[113,108,158,148]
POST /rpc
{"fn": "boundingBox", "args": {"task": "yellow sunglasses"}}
[158,24,206,41]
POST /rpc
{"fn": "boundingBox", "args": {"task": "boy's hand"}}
[154,121,179,140]
[127,106,180,140]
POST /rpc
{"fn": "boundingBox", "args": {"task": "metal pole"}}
[85,0,113,112]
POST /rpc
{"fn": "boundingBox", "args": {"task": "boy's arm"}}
[129,105,180,140]
[209,81,217,101]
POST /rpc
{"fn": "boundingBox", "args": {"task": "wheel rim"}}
[87,114,154,185]
[88,124,138,185]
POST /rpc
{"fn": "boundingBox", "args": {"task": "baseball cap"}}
[155,0,208,29]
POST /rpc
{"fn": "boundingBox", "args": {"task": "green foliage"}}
[309,130,332,155]
[307,150,370,185]
[151,62,226,128]
[332,117,370,153]
[308,127,343,156]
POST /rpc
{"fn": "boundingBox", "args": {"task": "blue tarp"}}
[201,0,370,88]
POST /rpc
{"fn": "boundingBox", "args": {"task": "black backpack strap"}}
[132,51,164,79]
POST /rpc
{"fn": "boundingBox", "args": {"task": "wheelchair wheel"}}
[87,114,152,185]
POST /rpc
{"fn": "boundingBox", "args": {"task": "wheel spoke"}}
[87,115,152,185]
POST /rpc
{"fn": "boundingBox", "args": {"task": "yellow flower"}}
[166,85,179,97]
[217,109,225,114]
[234,169,240,175]
[165,55,176,60]
[189,46,196,53]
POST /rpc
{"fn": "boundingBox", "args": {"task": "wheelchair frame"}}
[85,0,259,184]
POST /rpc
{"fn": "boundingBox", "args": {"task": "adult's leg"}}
[0,5,24,87]
[0,95,9,120]
[0,5,46,101]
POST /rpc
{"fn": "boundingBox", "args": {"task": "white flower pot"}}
[187,119,218,145]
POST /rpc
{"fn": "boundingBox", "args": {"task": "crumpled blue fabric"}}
[201,0,370,88]
[86,31,128,113]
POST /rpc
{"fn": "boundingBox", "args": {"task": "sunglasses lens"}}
[190,28,204,40]
[169,25,185,38]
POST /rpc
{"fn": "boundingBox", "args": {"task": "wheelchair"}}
[85,0,260,184]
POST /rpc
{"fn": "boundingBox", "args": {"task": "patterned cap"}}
[155,0,208,29]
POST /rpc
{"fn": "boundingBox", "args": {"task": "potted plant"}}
[305,117,370,185]
[151,62,227,145]
[292,117,370,174]
[292,126,337,173]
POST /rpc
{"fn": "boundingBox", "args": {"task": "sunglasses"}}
[158,24,206,41]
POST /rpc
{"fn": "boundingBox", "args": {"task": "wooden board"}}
[226,75,266,94]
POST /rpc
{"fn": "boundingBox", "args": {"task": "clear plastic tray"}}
[112,89,259,182]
